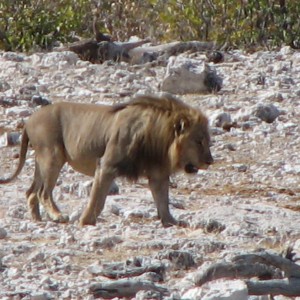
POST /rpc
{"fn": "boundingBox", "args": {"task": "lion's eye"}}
[197,140,203,147]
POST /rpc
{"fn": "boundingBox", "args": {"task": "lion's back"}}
[26,102,113,156]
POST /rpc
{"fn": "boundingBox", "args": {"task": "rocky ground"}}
[0,45,299,300]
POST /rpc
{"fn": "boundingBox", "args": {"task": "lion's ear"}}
[174,118,189,136]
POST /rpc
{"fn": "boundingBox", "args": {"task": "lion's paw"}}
[79,217,96,227]
[161,217,178,228]
[53,214,69,223]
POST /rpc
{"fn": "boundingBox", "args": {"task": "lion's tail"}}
[0,128,29,184]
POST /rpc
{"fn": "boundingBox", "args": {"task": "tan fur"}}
[0,94,213,227]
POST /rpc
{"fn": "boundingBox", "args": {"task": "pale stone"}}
[161,56,222,94]
[5,107,31,117]
[0,227,7,239]
[201,280,248,300]
[214,112,232,127]
[41,51,79,67]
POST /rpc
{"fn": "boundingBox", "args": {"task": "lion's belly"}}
[64,140,106,177]
[67,158,97,177]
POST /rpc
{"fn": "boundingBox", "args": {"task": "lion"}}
[0,93,213,227]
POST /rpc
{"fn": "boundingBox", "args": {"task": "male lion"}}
[0,94,213,227]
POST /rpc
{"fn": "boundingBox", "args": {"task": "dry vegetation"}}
[0,0,300,52]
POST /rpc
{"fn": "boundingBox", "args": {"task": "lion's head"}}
[168,101,213,174]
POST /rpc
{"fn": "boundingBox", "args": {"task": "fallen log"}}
[68,38,221,65]
[98,39,151,63]
[64,11,221,65]
[129,40,218,64]
[68,39,150,64]
[195,261,281,286]
[89,278,169,299]
[246,278,300,296]
[195,249,300,296]
[100,263,165,280]
[232,250,300,278]
[68,40,104,63]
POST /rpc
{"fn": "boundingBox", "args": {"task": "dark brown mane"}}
[111,93,190,114]
[109,94,208,181]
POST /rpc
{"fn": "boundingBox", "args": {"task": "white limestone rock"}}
[40,51,79,67]
[161,56,222,94]
[183,280,248,300]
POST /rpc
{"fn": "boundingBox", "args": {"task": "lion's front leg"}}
[79,164,115,226]
[148,176,177,227]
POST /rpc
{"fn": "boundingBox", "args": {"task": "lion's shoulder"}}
[111,93,194,116]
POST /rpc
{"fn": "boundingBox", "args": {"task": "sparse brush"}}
[0,0,299,52]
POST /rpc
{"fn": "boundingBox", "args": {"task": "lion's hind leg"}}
[35,146,68,223]
[26,166,42,221]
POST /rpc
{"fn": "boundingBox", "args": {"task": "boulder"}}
[161,56,222,94]
[253,103,281,123]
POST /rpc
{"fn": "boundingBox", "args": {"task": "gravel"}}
[0,45,299,299]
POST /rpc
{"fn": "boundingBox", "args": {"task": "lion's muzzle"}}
[185,153,214,173]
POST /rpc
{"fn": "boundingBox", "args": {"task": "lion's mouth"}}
[184,163,199,174]
[185,162,212,173]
